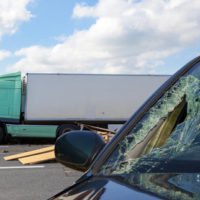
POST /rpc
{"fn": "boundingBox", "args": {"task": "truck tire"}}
[56,124,79,138]
[0,126,5,144]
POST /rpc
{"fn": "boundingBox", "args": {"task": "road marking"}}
[0,165,45,169]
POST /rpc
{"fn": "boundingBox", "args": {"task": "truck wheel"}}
[0,126,5,144]
[56,124,79,138]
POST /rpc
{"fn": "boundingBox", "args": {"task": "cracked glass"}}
[97,61,200,199]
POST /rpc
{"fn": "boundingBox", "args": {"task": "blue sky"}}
[0,0,200,75]
[0,0,96,73]
[1,0,95,50]
[157,45,200,74]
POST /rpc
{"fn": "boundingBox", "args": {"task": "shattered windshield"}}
[96,62,200,199]
[98,62,200,176]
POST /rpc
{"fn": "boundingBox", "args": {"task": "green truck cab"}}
[0,72,21,121]
[0,72,56,142]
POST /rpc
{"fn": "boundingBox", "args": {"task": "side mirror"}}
[55,130,105,172]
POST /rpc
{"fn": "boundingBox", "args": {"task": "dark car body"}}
[50,56,200,200]
[50,172,200,200]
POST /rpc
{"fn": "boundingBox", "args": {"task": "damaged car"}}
[49,56,200,200]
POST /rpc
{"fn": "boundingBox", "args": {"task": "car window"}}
[98,61,200,176]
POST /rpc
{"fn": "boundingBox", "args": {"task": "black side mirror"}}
[55,131,105,172]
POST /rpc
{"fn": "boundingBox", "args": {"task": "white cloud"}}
[8,0,200,74]
[0,0,32,70]
[0,50,11,61]
[0,0,33,38]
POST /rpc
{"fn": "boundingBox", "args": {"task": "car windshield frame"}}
[89,56,200,176]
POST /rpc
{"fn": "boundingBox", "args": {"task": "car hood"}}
[53,176,160,200]
[51,172,200,200]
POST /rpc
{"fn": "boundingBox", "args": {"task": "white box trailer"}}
[25,73,169,122]
[0,72,170,142]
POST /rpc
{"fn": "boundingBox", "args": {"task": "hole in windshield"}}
[99,64,200,176]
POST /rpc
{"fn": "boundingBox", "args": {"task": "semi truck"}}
[0,72,169,143]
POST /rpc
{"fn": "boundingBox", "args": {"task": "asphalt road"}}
[0,144,83,200]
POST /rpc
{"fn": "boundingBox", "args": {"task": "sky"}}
[0,0,200,75]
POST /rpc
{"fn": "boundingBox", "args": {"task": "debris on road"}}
[77,123,115,142]
[3,126,114,165]
[4,145,55,165]
[19,151,55,165]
